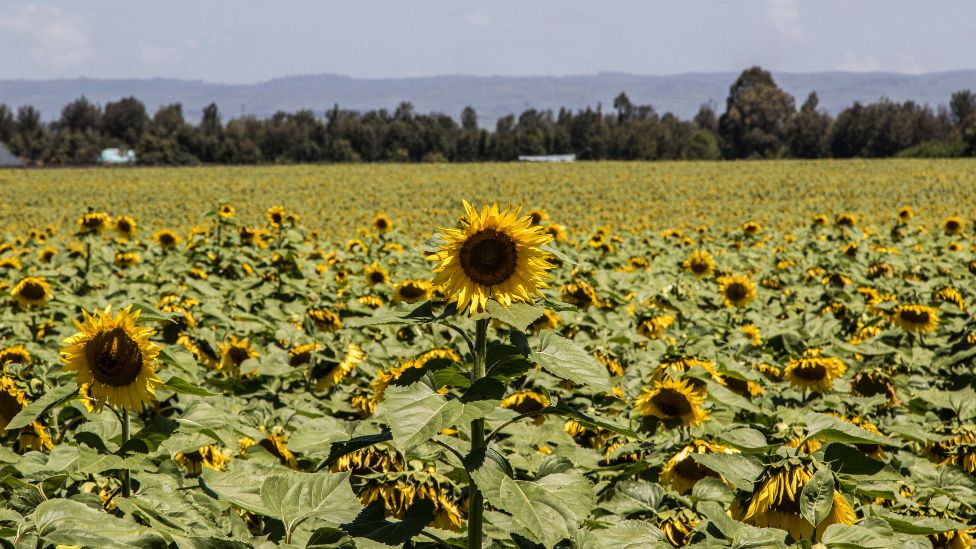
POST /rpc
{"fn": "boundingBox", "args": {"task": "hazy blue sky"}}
[1,0,973,82]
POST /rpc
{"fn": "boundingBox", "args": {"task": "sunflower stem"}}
[467,317,488,549]
[120,409,131,498]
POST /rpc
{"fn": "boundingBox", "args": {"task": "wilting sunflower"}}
[934,287,966,311]
[372,213,393,233]
[944,216,965,235]
[730,464,856,541]
[634,378,709,427]
[784,352,847,392]
[152,229,181,250]
[266,206,287,227]
[218,336,259,374]
[717,275,756,308]
[175,444,230,475]
[313,344,364,391]
[217,204,235,219]
[308,307,342,332]
[11,276,52,307]
[288,342,318,367]
[659,509,700,547]
[428,201,553,315]
[78,211,111,234]
[61,305,163,412]
[500,391,550,415]
[891,304,939,333]
[659,439,737,493]
[258,429,298,469]
[559,280,600,308]
[392,279,431,303]
[683,249,715,277]
[364,262,390,286]
[637,314,675,339]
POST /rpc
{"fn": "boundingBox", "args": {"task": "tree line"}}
[2,66,976,165]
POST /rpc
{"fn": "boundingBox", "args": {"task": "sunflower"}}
[175,444,230,475]
[392,279,431,303]
[358,295,384,309]
[637,315,675,339]
[683,250,715,277]
[651,355,721,385]
[0,376,28,430]
[784,353,847,392]
[428,201,553,315]
[217,204,235,219]
[891,304,939,333]
[559,280,600,308]
[266,206,287,227]
[659,439,737,493]
[38,246,57,263]
[545,223,568,242]
[78,211,111,234]
[730,464,856,541]
[330,446,406,475]
[0,345,31,367]
[308,307,342,332]
[500,391,550,415]
[372,213,393,233]
[0,256,22,270]
[18,421,54,452]
[113,251,141,269]
[364,263,390,286]
[218,336,259,374]
[259,429,298,469]
[287,342,318,367]
[659,509,700,547]
[851,369,898,405]
[346,239,369,253]
[634,378,709,427]
[944,216,965,235]
[594,352,624,377]
[152,229,181,249]
[742,221,763,236]
[61,305,164,412]
[114,215,137,237]
[313,344,364,391]
[529,309,561,332]
[11,276,52,307]
[527,208,548,225]
[741,324,762,346]
[897,206,913,223]
[934,287,966,311]
[835,212,857,228]
[717,275,756,308]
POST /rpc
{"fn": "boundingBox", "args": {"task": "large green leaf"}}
[486,300,545,330]
[575,520,667,548]
[821,520,896,549]
[5,383,77,431]
[530,330,610,392]
[469,449,594,548]
[803,414,894,447]
[32,498,163,548]
[799,467,835,535]
[691,453,764,492]
[376,382,495,449]
[260,471,362,537]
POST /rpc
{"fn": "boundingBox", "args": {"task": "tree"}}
[718,66,795,158]
[950,90,976,134]
[58,96,101,133]
[101,97,148,146]
[786,92,832,158]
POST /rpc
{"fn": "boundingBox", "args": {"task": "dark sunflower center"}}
[370,271,385,283]
[85,327,143,387]
[725,283,748,301]
[399,283,424,298]
[118,220,132,232]
[852,374,887,397]
[83,217,104,229]
[459,229,518,286]
[376,219,388,229]
[691,260,708,273]
[947,220,960,232]
[530,213,543,224]
[160,233,175,245]
[18,281,46,300]
[227,346,251,366]
[0,391,23,424]
[900,309,929,325]
[653,389,692,417]
[793,362,826,381]
[272,213,283,224]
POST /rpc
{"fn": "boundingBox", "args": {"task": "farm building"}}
[517,154,576,163]
[0,143,22,167]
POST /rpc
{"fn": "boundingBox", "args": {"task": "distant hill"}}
[2,71,975,124]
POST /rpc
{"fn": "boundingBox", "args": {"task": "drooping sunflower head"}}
[364,263,390,286]
[393,279,431,303]
[11,276,52,308]
[891,304,939,333]
[718,275,756,308]
[313,344,364,392]
[835,212,857,228]
[218,336,259,373]
[944,216,965,235]
[218,204,235,219]
[529,308,561,333]
[500,390,550,415]
[784,355,846,392]
[287,342,318,367]
[152,229,181,250]
[372,213,393,233]
[683,249,715,277]
[114,215,137,237]
[308,307,342,332]
[266,206,287,227]
[637,314,675,340]
[175,444,230,476]
[559,280,600,308]
[659,439,737,493]
[659,509,700,547]
[634,377,709,427]
[934,287,966,311]
[259,429,298,469]
[61,305,163,412]
[429,201,553,315]
[78,211,111,234]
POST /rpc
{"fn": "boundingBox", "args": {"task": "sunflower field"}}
[0,161,975,549]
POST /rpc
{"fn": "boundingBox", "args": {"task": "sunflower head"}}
[218,336,259,373]
[113,251,141,269]
[218,204,235,219]
[393,279,431,303]
[152,229,181,249]
[11,277,52,308]
[891,304,939,333]
[784,355,846,392]
[0,376,28,430]
[0,345,31,368]
[364,263,390,286]
[114,215,137,237]
[545,223,568,242]
[428,201,553,315]
[718,275,756,308]
[38,246,57,263]
[634,377,709,427]
[313,344,364,391]
[529,308,561,333]
[78,212,111,234]
[500,390,550,415]
[266,206,287,227]
[897,206,913,222]
[288,342,318,367]
[944,216,965,235]
[372,213,393,233]
[527,208,548,225]
[660,439,736,493]
[61,305,163,412]
[742,221,763,236]
[308,307,342,332]
[683,249,715,277]
[835,212,857,228]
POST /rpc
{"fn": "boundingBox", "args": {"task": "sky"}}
[0,0,974,83]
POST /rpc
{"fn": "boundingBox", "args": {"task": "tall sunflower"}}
[11,276,52,308]
[61,305,163,412]
[428,201,553,315]
[266,206,287,227]
[891,304,939,333]
[717,275,756,308]
[634,378,709,427]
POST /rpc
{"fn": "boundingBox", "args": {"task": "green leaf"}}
[32,498,162,548]
[800,467,835,533]
[346,301,454,327]
[803,414,894,447]
[821,520,896,549]
[199,461,276,516]
[306,527,357,549]
[260,471,362,536]
[715,427,777,452]
[576,520,666,548]
[5,383,78,431]
[156,346,199,374]
[486,300,545,330]
[339,499,434,545]
[551,402,638,439]
[864,505,969,535]
[468,449,594,548]
[530,330,610,392]
[315,431,393,471]
[376,382,495,449]
[164,376,218,396]
[287,417,350,455]
[691,453,764,492]
[822,443,887,476]
[129,301,180,324]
